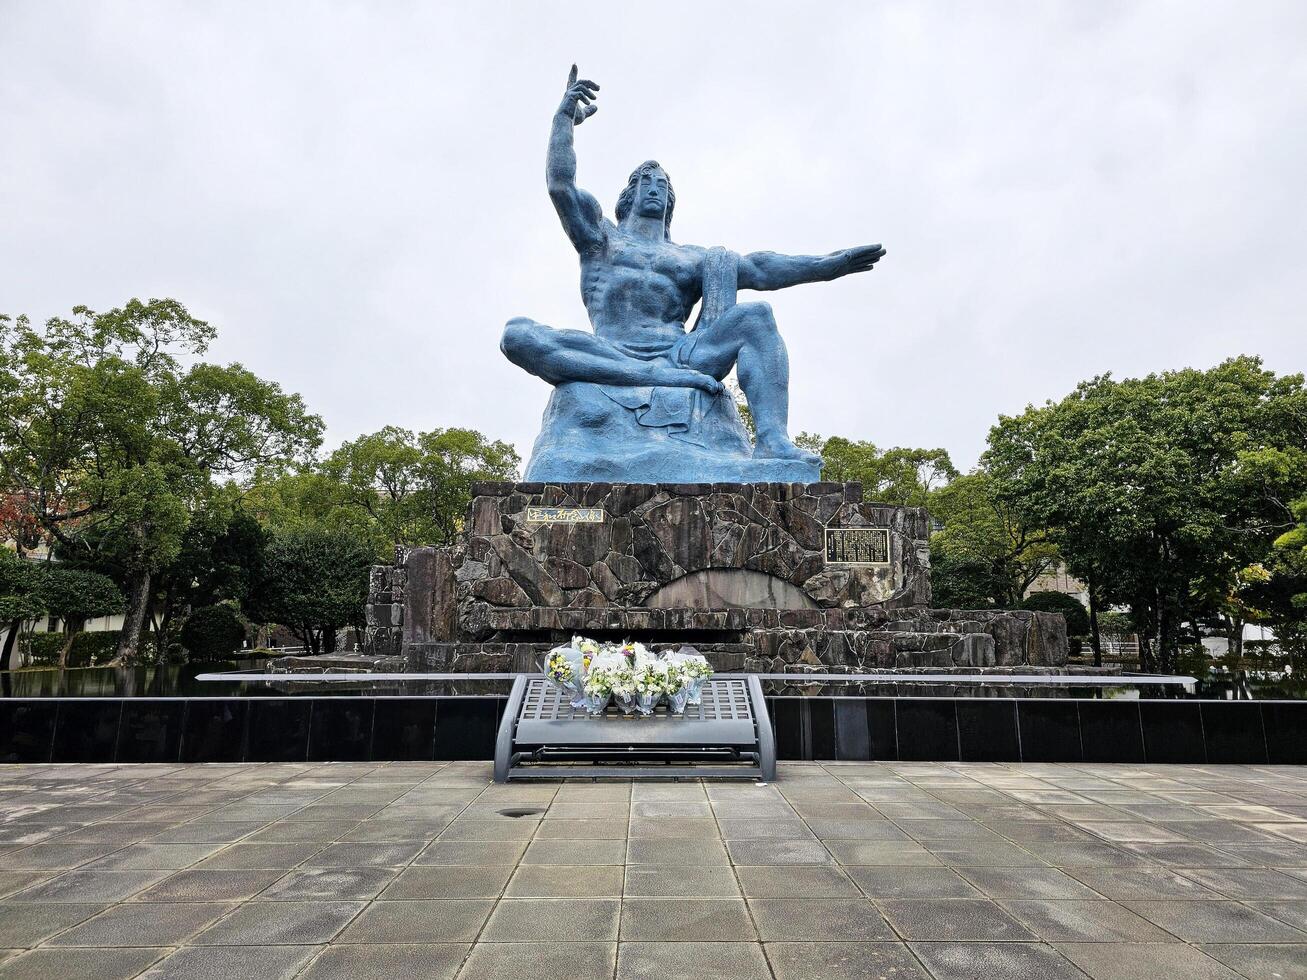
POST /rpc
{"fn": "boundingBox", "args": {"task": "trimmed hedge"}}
[22,632,65,666]
[180,605,247,662]
[67,629,121,667]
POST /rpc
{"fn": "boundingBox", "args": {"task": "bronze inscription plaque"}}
[525,506,605,524]
[824,527,890,565]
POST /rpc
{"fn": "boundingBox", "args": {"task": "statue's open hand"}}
[843,244,887,275]
[560,64,600,125]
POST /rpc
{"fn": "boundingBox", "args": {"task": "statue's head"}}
[616,161,675,233]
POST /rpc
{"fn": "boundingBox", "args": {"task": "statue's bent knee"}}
[737,301,779,336]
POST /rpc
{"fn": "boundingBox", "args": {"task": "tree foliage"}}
[36,564,124,667]
[37,567,124,626]
[247,528,375,654]
[987,356,1307,671]
[0,550,46,669]
[804,436,957,508]
[179,603,247,661]
[928,471,1058,607]
[0,551,46,623]
[928,548,1012,610]
[321,426,520,555]
[1238,494,1307,669]
[0,300,323,662]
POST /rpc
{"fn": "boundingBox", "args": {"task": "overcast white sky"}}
[2,1,1304,472]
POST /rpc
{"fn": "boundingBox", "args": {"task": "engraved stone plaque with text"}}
[824,527,890,565]
[525,506,605,524]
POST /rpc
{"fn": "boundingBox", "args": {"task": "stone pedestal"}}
[365,481,1069,673]
[523,382,818,483]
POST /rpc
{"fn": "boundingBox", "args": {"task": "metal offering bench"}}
[493,675,777,782]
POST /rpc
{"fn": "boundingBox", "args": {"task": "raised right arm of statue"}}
[547,66,605,254]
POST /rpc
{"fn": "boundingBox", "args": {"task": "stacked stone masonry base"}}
[364,482,1070,674]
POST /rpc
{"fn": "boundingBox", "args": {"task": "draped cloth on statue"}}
[598,246,738,447]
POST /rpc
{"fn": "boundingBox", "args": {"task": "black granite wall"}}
[5,696,1302,765]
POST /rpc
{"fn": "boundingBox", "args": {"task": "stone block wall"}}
[362,481,1073,672]
[746,608,1068,672]
[362,552,406,657]
[452,481,930,638]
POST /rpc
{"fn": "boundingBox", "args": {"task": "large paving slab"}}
[0,759,1304,978]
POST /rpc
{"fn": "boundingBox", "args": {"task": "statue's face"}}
[635,166,669,218]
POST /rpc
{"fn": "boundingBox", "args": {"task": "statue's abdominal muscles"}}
[586,266,692,353]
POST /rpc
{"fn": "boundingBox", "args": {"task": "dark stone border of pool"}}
[1,696,1304,766]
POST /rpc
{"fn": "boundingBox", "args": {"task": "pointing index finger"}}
[568,64,578,85]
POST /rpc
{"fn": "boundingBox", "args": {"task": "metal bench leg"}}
[493,675,528,783]
[747,674,776,781]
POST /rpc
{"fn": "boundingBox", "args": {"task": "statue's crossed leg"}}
[502,302,818,464]
[501,317,722,394]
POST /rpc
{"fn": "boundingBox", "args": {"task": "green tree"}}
[322,426,424,552]
[987,356,1307,672]
[1242,495,1307,670]
[928,471,1057,607]
[243,470,362,536]
[172,499,268,610]
[35,566,123,667]
[0,300,322,663]
[126,488,271,658]
[247,528,374,654]
[928,549,1012,609]
[0,550,45,670]
[814,438,957,508]
[322,425,520,555]
[179,603,248,661]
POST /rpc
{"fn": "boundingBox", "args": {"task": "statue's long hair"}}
[615,161,675,233]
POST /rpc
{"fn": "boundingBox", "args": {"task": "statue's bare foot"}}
[659,367,724,396]
[753,431,822,466]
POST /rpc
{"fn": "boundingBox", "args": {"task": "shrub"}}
[67,630,121,667]
[22,632,65,666]
[929,550,1004,609]
[180,604,247,662]
[1020,590,1090,637]
[1176,644,1213,680]
[1096,611,1135,638]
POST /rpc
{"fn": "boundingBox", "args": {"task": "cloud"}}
[2,0,1304,471]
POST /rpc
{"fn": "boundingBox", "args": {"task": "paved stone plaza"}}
[1,761,1305,979]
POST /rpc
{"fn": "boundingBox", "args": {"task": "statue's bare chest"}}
[601,239,701,294]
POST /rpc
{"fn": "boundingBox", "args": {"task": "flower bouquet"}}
[633,660,680,716]
[662,661,692,715]
[664,648,713,705]
[540,636,715,717]
[586,652,636,715]
[542,636,598,709]
[616,639,656,670]
[611,666,639,715]
[581,662,617,716]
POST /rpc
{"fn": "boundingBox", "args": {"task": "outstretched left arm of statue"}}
[737,243,886,291]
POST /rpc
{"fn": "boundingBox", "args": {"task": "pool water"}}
[0,661,269,698]
[2,664,1300,700]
